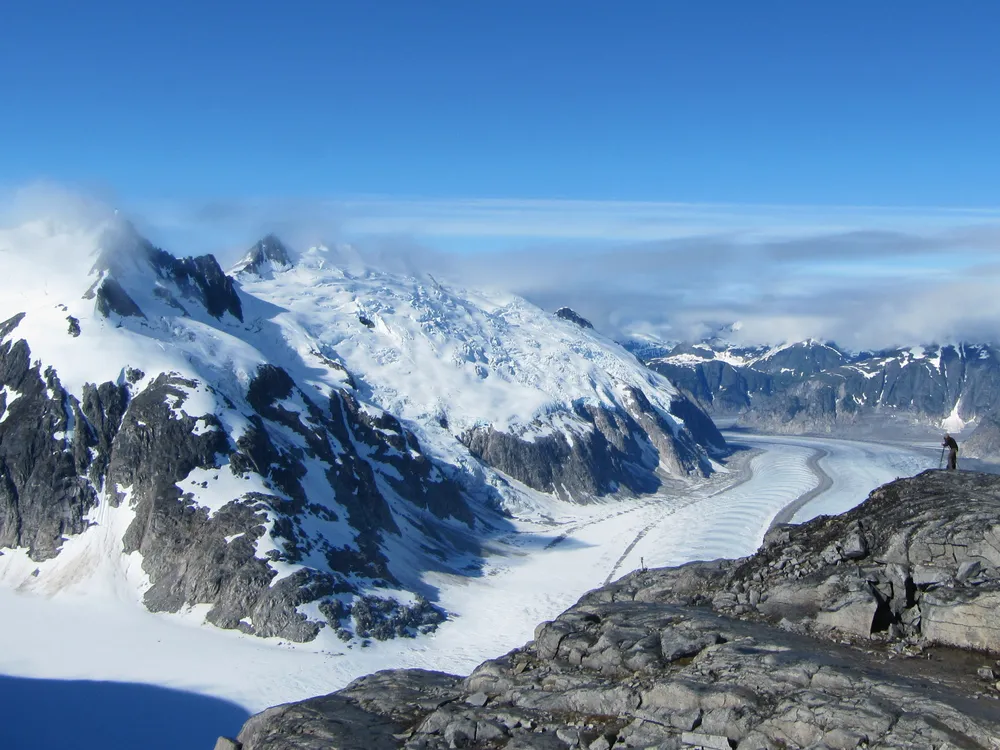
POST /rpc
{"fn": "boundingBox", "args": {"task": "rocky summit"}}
[217,470,1000,749]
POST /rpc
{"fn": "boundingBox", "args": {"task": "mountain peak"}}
[554,307,594,330]
[82,218,243,323]
[89,217,160,277]
[231,234,294,277]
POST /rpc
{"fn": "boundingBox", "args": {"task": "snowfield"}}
[0,432,931,748]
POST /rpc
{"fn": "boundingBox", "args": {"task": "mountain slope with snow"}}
[0,218,722,644]
[233,249,725,499]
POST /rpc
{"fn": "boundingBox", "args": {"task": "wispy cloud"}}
[149,194,1000,247]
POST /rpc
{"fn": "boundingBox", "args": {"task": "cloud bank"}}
[6,185,1000,351]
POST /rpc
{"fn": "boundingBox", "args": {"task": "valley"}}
[0,431,932,749]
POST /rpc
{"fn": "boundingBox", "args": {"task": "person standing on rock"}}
[942,433,959,470]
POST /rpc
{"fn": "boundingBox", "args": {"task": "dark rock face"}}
[337,393,472,526]
[752,340,845,377]
[0,313,475,642]
[94,277,147,319]
[79,380,129,487]
[641,340,1000,432]
[460,392,718,501]
[667,392,727,456]
[0,317,97,560]
[101,372,316,638]
[554,307,594,330]
[659,356,775,414]
[221,471,1000,749]
[173,254,244,322]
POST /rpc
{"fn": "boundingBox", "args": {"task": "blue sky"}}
[4,1,1000,206]
[3,2,1000,346]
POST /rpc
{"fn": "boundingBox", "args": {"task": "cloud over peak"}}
[7,185,1000,351]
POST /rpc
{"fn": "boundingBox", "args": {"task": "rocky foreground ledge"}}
[215,471,1000,750]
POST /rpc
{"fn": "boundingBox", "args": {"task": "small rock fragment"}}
[465,691,489,707]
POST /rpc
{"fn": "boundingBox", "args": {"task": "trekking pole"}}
[938,446,946,470]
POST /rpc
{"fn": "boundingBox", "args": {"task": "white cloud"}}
[9,185,1000,351]
[156,194,1000,247]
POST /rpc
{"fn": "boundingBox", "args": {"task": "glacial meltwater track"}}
[610,432,932,582]
[0,432,934,746]
[733,432,934,524]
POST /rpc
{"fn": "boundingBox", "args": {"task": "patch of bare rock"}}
[216,470,1000,749]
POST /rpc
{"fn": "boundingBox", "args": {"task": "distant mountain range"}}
[626,336,1000,450]
[0,218,723,644]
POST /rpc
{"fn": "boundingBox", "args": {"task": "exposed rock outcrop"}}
[90,219,243,322]
[460,387,720,501]
[218,471,1000,749]
[230,234,295,278]
[964,411,1000,460]
[554,308,594,330]
[0,315,97,560]
[604,470,1000,651]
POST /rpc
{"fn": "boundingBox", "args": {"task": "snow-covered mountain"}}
[632,335,1000,435]
[0,218,723,644]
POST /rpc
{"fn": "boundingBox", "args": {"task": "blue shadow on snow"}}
[0,674,249,750]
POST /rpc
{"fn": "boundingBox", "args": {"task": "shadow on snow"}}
[0,674,249,750]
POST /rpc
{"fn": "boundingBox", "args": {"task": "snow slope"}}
[234,243,703,459]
